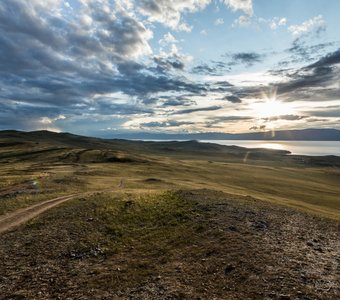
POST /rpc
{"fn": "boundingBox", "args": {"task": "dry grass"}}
[0,190,338,299]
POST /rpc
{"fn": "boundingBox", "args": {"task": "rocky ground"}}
[0,189,339,299]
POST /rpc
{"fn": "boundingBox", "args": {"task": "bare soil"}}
[0,189,339,299]
[0,194,77,234]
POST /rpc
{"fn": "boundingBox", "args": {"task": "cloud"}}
[162,96,197,107]
[140,120,195,128]
[138,0,210,31]
[308,48,340,68]
[222,95,242,103]
[191,61,231,76]
[234,16,288,30]
[192,51,263,76]
[286,40,335,63]
[0,0,339,134]
[211,115,252,122]
[307,107,340,118]
[269,17,287,30]
[262,115,307,122]
[249,125,266,130]
[214,18,224,25]
[172,105,222,115]
[232,15,252,27]
[159,32,178,46]
[153,44,192,72]
[223,0,253,16]
[277,48,340,97]
[288,15,326,37]
[228,52,263,66]
[0,0,214,132]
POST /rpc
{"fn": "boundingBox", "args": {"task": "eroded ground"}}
[0,189,339,299]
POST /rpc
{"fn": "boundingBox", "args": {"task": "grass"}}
[0,130,339,220]
[1,189,339,299]
[10,191,198,296]
[1,131,339,298]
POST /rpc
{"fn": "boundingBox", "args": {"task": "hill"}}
[0,129,339,299]
[105,128,340,141]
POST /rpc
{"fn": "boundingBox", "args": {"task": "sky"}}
[0,0,340,137]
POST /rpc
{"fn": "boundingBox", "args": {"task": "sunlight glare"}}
[251,89,294,118]
[259,143,285,150]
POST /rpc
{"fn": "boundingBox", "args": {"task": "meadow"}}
[0,130,339,299]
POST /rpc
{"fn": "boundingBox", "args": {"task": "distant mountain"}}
[106,128,340,141]
[1,128,340,142]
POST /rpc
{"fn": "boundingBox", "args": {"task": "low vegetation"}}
[0,131,339,299]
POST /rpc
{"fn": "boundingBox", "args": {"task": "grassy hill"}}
[1,130,339,217]
[0,130,339,298]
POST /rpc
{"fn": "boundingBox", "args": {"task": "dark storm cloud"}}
[222,95,242,103]
[162,96,197,107]
[0,100,65,130]
[140,120,195,128]
[262,115,307,122]
[286,40,335,63]
[306,107,340,118]
[172,105,222,115]
[226,52,264,67]
[191,61,230,76]
[277,48,340,97]
[94,99,153,115]
[0,0,212,130]
[191,47,340,109]
[116,62,144,75]
[249,125,266,131]
[208,81,234,93]
[205,115,253,128]
[308,48,340,68]
[140,94,197,107]
[191,64,219,75]
[210,115,253,122]
[153,56,186,73]
[191,52,264,76]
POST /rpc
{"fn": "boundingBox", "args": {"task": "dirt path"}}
[0,194,79,234]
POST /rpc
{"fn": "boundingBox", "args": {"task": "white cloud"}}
[40,115,66,125]
[214,18,224,25]
[177,22,193,32]
[232,15,251,27]
[200,29,208,35]
[138,0,210,31]
[278,18,287,26]
[288,15,326,37]
[159,32,178,46]
[270,17,287,30]
[223,0,253,16]
[74,1,154,60]
[153,44,193,72]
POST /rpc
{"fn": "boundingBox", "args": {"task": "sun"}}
[252,99,293,118]
[250,89,294,119]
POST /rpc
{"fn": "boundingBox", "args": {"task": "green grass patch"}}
[72,191,195,257]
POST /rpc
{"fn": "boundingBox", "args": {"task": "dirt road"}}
[0,194,78,234]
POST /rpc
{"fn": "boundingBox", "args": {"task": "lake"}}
[200,140,340,156]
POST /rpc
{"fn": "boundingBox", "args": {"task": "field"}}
[0,130,339,299]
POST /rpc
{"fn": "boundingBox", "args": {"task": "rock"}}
[228,225,237,231]
[313,246,323,252]
[224,264,236,275]
[279,294,291,300]
[253,220,269,231]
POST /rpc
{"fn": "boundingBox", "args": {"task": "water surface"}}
[200,140,340,156]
